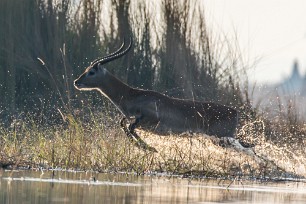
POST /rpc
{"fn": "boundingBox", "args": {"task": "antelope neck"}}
[96,73,131,109]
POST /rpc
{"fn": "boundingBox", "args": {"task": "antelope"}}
[74,38,239,152]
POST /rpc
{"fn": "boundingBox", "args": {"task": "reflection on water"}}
[0,169,306,204]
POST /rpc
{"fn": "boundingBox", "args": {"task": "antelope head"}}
[74,38,132,91]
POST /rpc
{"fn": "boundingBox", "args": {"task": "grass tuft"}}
[1,107,305,180]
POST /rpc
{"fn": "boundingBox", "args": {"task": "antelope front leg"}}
[120,118,157,152]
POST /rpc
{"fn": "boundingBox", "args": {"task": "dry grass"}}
[1,110,304,180]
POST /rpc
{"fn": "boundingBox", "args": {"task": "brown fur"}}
[74,65,238,138]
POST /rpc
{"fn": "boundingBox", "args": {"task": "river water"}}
[0,169,306,204]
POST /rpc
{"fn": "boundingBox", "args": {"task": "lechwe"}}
[74,38,238,152]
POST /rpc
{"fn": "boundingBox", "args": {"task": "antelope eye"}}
[88,70,95,76]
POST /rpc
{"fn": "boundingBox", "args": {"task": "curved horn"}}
[91,37,132,66]
[90,38,126,66]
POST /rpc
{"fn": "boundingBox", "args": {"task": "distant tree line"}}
[0,0,246,122]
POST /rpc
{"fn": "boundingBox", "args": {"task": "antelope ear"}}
[98,63,107,74]
[97,63,103,70]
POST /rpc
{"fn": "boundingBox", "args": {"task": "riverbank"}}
[1,112,304,180]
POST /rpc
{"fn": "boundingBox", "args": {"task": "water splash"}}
[138,125,305,179]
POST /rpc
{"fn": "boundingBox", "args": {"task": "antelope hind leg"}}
[120,118,157,152]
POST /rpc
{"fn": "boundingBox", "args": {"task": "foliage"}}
[0,0,246,119]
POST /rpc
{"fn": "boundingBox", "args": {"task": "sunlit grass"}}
[1,107,305,180]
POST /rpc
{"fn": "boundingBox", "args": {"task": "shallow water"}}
[0,169,306,204]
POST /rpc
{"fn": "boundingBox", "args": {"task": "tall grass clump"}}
[0,0,103,119]
[0,0,246,116]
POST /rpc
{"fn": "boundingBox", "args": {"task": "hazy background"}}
[203,0,306,84]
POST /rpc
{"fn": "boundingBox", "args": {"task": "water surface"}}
[0,169,306,203]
